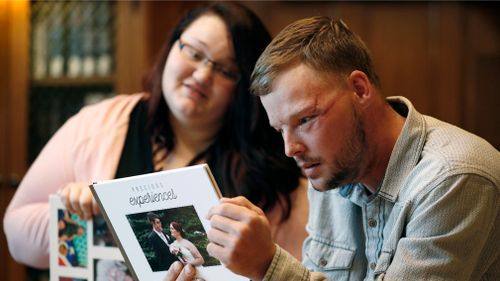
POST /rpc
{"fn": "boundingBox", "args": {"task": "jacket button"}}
[319,257,328,267]
[370,262,377,270]
[368,218,377,228]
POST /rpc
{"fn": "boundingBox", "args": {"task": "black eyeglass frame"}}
[178,39,241,83]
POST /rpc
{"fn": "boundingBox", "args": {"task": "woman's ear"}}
[348,70,372,104]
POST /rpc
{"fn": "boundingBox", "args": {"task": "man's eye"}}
[299,116,313,125]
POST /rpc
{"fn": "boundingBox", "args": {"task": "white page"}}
[91,164,247,281]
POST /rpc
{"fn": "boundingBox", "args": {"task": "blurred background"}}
[1,1,499,280]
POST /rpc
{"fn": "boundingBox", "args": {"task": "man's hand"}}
[58,182,99,220]
[164,262,199,281]
[206,196,276,281]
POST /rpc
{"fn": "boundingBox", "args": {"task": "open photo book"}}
[88,164,247,281]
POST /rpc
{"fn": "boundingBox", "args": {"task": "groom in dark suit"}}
[147,212,178,271]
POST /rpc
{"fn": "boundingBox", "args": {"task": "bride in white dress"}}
[169,221,205,267]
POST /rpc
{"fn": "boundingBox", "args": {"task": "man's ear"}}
[348,70,372,104]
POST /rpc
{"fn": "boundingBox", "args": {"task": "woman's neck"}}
[164,115,219,169]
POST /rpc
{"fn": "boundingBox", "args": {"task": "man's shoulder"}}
[421,115,499,183]
[393,116,500,203]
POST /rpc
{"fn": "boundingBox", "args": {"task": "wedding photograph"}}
[125,205,220,272]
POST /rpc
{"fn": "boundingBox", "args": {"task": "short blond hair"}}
[251,16,380,96]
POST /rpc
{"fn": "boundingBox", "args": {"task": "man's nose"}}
[283,131,304,158]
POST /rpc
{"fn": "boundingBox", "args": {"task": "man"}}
[166,16,499,281]
[147,212,178,271]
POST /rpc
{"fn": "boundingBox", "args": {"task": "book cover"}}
[90,164,247,281]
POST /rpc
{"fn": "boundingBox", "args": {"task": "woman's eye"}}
[220,68,236,79]
[188,49,203,61]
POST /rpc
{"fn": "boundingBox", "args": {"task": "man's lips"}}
[298,162,320,177]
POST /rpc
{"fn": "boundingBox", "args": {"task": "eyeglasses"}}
[178,39,241,83]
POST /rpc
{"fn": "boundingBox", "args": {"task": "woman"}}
[4,2,308,269]
[169,222,204,267]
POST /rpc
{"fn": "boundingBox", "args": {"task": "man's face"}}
[261,64,366,191]
[152,218,163,232]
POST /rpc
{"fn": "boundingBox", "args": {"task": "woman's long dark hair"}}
[143,2,301,221]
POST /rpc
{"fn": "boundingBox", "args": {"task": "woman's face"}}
[161,14,238,130]
[170,224,181,239]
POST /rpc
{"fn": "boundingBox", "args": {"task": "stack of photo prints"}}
[49,164,247,281]
[50,195,132,281]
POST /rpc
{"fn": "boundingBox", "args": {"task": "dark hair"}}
[251,16,381,96]
[143,2,301,220]
[147,212,160,223]
[170,221,184,237]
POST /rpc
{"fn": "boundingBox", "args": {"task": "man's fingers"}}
[206,241,227,263]
[220,196,265,215]
[207,201,261,223]
[207,222,235,248]
[209,213,245,236]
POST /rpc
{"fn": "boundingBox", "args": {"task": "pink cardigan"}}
[4,94,145,268]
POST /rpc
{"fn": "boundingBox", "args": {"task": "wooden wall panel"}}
[430,3,464,126]
[243,1,498,148]
[144,1,202,68]
[115,1,148,95]
[115,1,203,94]
[0,2,29,281]
[463,5,500,148]
[365,4,431,112]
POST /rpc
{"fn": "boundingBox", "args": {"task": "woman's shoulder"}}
[179,238,196,248]
[67,93,149,138]
[76,93,148,124]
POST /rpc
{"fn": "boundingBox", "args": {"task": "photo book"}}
[89,164,247,281]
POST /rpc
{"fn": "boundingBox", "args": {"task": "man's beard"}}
[324,109,366,190]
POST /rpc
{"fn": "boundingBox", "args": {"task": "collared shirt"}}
[263,96,499,281]
[154,229,171,246]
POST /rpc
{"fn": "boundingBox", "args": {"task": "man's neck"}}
[359,99,406,193]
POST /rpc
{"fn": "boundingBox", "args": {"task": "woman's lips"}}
[184,83,207,99]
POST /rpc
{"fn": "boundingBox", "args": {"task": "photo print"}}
[126,205,220,272]
[93,215,117,247]
[94,259,133,281]
[57,209,88,268]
